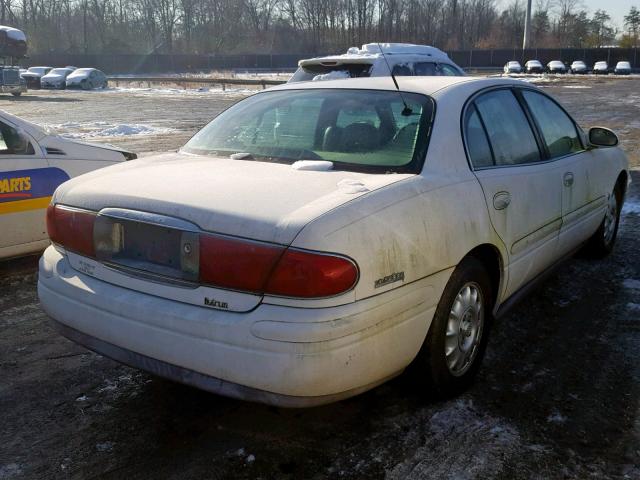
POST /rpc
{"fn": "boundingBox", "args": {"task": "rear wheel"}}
[415,257,493,398]
[583,184,623,257]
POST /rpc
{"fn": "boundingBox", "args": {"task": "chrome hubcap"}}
[604,193,618,245]
[445,282,484,377]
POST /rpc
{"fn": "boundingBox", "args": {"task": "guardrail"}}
[107,76,287,90]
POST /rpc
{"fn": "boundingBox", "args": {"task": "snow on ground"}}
[622,199,640,216]
[104,86,255,96]
[623,279,640,290]
[0,464,22,479]
[385,399,524,479]
[46,120,175,139]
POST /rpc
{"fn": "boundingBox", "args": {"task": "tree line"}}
[0,0,637,55]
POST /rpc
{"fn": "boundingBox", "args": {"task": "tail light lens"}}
[47,204,359,298]
[199,234,284,294]
[199,235,358,298]
[46,204,96,257]
[265,249,359,298]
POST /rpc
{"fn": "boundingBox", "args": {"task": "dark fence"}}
[448,47,640,68]
[24,48,640,74]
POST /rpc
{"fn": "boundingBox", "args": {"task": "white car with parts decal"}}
[38,76,629,407]
[0,111,135,259]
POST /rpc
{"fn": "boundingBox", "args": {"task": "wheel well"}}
[616,171,628,201]
[466,244,502,308]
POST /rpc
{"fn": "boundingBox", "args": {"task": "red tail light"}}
[265,249,358,298]
[199,234,285,294]
[199,235,358,298]
[46,204,97,257]
[47,204,358,298]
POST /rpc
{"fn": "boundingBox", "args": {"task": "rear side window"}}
[474,90,541,166]
[521,90,582,159]
[464,105,493,168]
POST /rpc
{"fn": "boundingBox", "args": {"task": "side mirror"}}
[588,127,618,147]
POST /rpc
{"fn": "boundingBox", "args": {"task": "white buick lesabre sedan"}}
[38,77,629,407]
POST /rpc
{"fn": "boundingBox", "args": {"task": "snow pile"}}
[313,70,350,81]
[47,120,175,139]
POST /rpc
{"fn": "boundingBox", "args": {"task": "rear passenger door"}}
[464,88,564,298]
[519,89,605,256]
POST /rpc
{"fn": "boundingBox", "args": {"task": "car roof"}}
[268,76,530,97]
[299,43,452,67]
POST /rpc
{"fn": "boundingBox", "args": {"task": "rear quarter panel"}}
[290,173,504,306]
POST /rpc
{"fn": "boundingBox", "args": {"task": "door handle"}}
[493,191,511,210]
[563,172,574,187]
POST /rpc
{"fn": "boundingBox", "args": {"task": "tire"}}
[582,183,623,258]
[414,256,493,398]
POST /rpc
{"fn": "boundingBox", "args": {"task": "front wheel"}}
[415,257,493,398]
[583,184,622,258]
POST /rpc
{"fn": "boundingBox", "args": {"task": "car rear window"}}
[183,89,435,173]
[290,64,372,82]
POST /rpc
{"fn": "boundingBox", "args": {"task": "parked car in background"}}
[593,61,609,74]
[0,66,26,96]
[289,43,465,82]
[503,61,523,74]
[41,68,75,89]
[524,60,544,73]
[0,110,136,259]
[65,66,77,71]
[20,66,52,89]
[39,76,629,407]
[65,68,108,89]
[547,60,566,73]
[614,61,632,75]
[570,60,588,74]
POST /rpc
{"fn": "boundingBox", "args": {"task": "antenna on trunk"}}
[377,43,413,116]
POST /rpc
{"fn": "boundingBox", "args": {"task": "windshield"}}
[28,67,48,74]
[182,89,434,173]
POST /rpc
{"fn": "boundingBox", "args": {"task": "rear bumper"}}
[39,246,441,406]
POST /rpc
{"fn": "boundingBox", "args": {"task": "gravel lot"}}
[0,76,639,480]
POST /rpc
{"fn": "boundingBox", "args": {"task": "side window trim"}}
[467,102,496,166]
[511,87,551,161]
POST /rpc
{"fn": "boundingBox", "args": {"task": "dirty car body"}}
[0,110,135,259]
[38,77,629,407]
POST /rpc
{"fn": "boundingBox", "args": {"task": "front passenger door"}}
[519,89,605,256]
[465,89,564,298]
